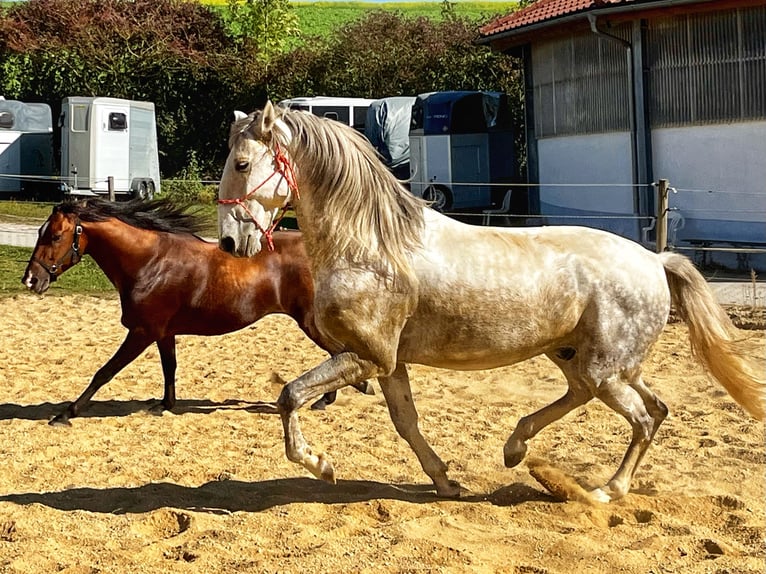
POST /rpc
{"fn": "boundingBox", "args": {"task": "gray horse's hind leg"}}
[591,373,668,502]
[504,371,593,468]
[379,363,459,498]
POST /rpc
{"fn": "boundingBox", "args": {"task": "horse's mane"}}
[56,197,208,237]
[243,106,428,286]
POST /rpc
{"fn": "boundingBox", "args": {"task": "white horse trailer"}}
[60,97,161,199]
[277,96,376,132]
[0,97,56,198]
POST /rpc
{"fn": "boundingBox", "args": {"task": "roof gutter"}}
[587,13,648,219]
[477,0,718,44]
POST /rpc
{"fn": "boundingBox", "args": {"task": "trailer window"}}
[72,105,89,132]
[313,106,349,125]
[0,111,13,129]
[352,107,368,130]
[109,112,127,131]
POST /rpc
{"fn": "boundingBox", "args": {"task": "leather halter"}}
[33,219,84,282]
[217,142,299,251]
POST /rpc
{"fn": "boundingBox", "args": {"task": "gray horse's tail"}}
[660,251,765,421]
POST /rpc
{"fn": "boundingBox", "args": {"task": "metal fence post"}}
[656,178,669,253]
[108,176,115,202]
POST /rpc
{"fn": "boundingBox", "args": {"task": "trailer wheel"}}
[145,181,155,200]
[423,185,453,212]
[136,181,151,201]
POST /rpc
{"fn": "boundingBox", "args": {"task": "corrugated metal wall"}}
[647,6,766,127]
[532,26,631,138]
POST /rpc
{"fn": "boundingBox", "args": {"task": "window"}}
[647,6,766,126]
[108,112,128,131]
[353,107,368,130]
[313,106,349,125]
[0,111,13,129]
[532,29,631,137]
[72,105,89,132]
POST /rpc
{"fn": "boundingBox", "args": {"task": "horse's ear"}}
[233,110,247,122]
[257,101,277,139]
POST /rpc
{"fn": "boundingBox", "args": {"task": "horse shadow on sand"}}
[0,477,551,515]
[0,398,554,511]
[0,398,277,422]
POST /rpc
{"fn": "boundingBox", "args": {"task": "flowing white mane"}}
[233,107,429,287]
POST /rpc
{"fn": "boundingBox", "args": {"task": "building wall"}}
[537,132,642,241]
[527,5,765,259]
[652,121,766,244]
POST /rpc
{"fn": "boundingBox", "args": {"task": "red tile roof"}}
[479,0,640,38]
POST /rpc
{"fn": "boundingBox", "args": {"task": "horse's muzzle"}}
[22,269,50,294]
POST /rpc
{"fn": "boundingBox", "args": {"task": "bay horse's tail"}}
[660,252,765,421]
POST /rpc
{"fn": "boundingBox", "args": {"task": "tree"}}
[221,0,300,61]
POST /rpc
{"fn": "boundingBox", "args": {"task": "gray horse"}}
[217,102,764,503]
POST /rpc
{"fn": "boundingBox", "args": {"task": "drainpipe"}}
[587,13,652,242]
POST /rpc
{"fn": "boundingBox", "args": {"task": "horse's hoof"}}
[436,480,462,498]
[49,415,72,427]
[148,403,166,416]
[309,400,327,411]
[589,487,612,504]
[504,443,527,468]
[316,454,336,484]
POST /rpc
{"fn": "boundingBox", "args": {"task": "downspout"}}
[587,13,651,242]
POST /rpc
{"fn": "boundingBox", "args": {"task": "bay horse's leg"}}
[151,335,177,414]
[50,330,153,426]
[277,352,379,482]
[378,363,459,497]
[590,373,667,503]
[310,381,375,411]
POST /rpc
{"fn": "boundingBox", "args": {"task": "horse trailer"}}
[277,96,376,132]
[409,91,515,212]
[59,96,161,199]
[0,97,56,197]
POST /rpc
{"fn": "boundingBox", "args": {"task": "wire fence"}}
[2,172,765,261]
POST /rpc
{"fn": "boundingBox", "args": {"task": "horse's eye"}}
[52,234,63,242]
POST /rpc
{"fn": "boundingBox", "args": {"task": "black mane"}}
[56,197,209,236]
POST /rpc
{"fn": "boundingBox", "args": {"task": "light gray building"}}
[479,0,766,270]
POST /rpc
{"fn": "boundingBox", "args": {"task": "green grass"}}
[202,1,518,38]
[291,1,518,38]
[0,244,114,296]
[0,199,220,297]
[0,201,54,224]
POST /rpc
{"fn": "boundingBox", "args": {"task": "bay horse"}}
[217,101,765,503]
[21,198,371,425]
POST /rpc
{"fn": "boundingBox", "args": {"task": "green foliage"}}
[267,10,520,101]
[160,152,218,204]
[0,0,254,177]
[222,0,300,59]
[0,0,523,184]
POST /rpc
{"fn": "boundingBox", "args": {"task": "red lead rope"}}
[217,143,299,251]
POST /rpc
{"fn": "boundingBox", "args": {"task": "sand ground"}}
[0,294,763,573]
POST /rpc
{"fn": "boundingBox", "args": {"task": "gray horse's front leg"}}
[277,352,379,482]
[379,363,459,497]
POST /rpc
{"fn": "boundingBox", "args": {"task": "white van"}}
[278,96,376,131]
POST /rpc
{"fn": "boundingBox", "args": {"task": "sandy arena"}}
[0,294,763,573]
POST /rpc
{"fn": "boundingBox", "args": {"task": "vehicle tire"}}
[136,181,149,200]
[423,185,453,212]
[145,181,155,201]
